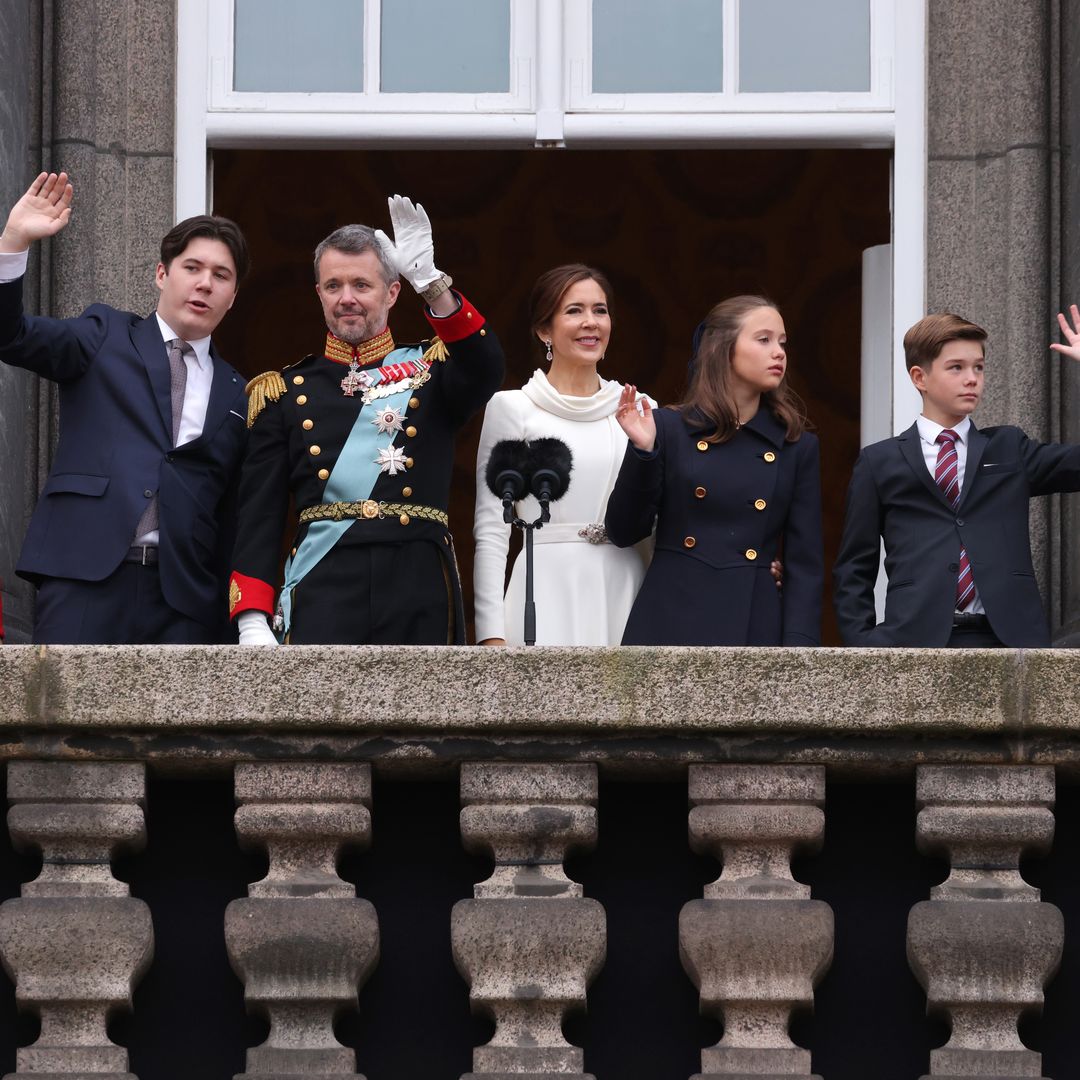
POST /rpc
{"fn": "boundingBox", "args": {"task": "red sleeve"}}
[229,572,276,619]
[425,292,486,343]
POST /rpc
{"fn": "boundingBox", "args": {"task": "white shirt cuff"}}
[0,249,30,284]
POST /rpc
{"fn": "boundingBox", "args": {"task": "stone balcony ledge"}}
[1,645,1079,777]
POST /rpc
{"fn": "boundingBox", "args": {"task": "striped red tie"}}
[935,429,975,610]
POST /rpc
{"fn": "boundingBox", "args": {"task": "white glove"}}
[237,610,280,646]
[374,194,444,292]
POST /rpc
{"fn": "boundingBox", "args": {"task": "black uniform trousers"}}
[287,538,453,645]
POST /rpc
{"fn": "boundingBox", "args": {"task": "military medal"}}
[376,445,409,476]
[340,363,374,397]
[372,405,406,434]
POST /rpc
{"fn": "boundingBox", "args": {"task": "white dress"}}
[473,369,652,645]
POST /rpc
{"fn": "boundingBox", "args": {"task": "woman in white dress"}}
[473,264,652,645]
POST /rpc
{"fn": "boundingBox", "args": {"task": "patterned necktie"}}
[935,429,975,611]
[133,340,191,541]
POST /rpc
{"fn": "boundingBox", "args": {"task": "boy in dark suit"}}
[834,310,1080,647]
[0,171,250,643]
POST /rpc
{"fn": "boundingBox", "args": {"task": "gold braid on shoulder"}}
[421,336,449,364]
[245,371,287,428]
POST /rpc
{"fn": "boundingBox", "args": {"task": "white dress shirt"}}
[915,413,984,613]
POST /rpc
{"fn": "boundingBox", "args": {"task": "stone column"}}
[926,1,1066,628]
[907,765,1063,1078]
[224,763,379,1078]
[451,763,605,1080]
[1059,0,1080,642]
[679,765,832,1080]
[0,762,153,1078]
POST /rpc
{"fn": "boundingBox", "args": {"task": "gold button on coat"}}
[479,328,487,336]
[309,445,321,456]
[745,548,758,560]
[763,451,776,463]
[402,486,413,497]
[684,536,696,548]
[405,425,417,438]
[409,397,420,409]
[399,513,410,525]
[754,498,767,510]
[318,468,329,480]
[302,419,314,430]
[292,375,304,385]
[405,457,414,468]
[296,394,308,405]
[696,440,708,452]
[694,486,706,499]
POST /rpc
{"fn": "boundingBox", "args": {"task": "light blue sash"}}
[277,345,423,639]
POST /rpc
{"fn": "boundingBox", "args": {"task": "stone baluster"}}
[451,763,605,1080]
[0,762,153,1079]
[907,765,1063,1079]
[679,765,832,1079]
[224,763,379,1078]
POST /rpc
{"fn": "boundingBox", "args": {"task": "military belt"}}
[299,500,449,527]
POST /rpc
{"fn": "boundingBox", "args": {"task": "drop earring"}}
[545,340,553,363]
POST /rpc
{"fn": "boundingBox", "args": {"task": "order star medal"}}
[372,405,405,435]
[376,444,408,476]
[340,362,372,397]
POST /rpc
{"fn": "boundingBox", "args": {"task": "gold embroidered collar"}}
[324,328,395,367]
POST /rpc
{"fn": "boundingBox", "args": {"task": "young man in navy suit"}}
[834,310,1080,647]
[0,172,250,643]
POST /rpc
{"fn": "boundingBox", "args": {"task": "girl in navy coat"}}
[605,295,823,646]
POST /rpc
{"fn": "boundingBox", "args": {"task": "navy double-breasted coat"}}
[605,406,823,645]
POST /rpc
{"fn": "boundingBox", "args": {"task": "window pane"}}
[234,0,364,92]
[380,0,510,92]
[739,0,871,92]
[592,0,723,93]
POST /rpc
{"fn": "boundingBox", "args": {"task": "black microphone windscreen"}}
[527,437,573,501]
[485,440,533,500]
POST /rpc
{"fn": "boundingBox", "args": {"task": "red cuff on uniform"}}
[229,572,275,619]
[425,292,486,343]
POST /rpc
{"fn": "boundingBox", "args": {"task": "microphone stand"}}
[506,497,551,647]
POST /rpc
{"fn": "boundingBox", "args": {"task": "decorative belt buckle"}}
[578,523,608,545]
[361,499,380,519]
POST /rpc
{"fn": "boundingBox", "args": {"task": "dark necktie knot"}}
[937,428,959,446]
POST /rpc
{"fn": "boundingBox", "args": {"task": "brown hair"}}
[676,295,808,443]
[903,312,987,371]
[529,264,613,351]
[160,215,250,282]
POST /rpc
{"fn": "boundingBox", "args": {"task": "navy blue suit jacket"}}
[0,275,248,629]
[606,406,823,646]
[833,421,1080,647]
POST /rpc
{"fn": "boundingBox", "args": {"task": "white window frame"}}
[176,0,926,416]
[566,0,894,114]
[208,0,537,114]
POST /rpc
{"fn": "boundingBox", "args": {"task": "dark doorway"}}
[213,148,890,642]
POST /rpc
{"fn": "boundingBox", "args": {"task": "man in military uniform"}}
[230,196,504,644]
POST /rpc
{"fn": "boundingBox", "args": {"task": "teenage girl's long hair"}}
[675,295,808,444]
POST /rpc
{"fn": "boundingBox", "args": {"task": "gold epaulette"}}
[421,336,449,364]
[245,370,287,428]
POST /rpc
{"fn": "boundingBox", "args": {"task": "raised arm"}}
[1,172,73,254]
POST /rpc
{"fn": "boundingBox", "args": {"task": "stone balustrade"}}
[0,645,1079,1078]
